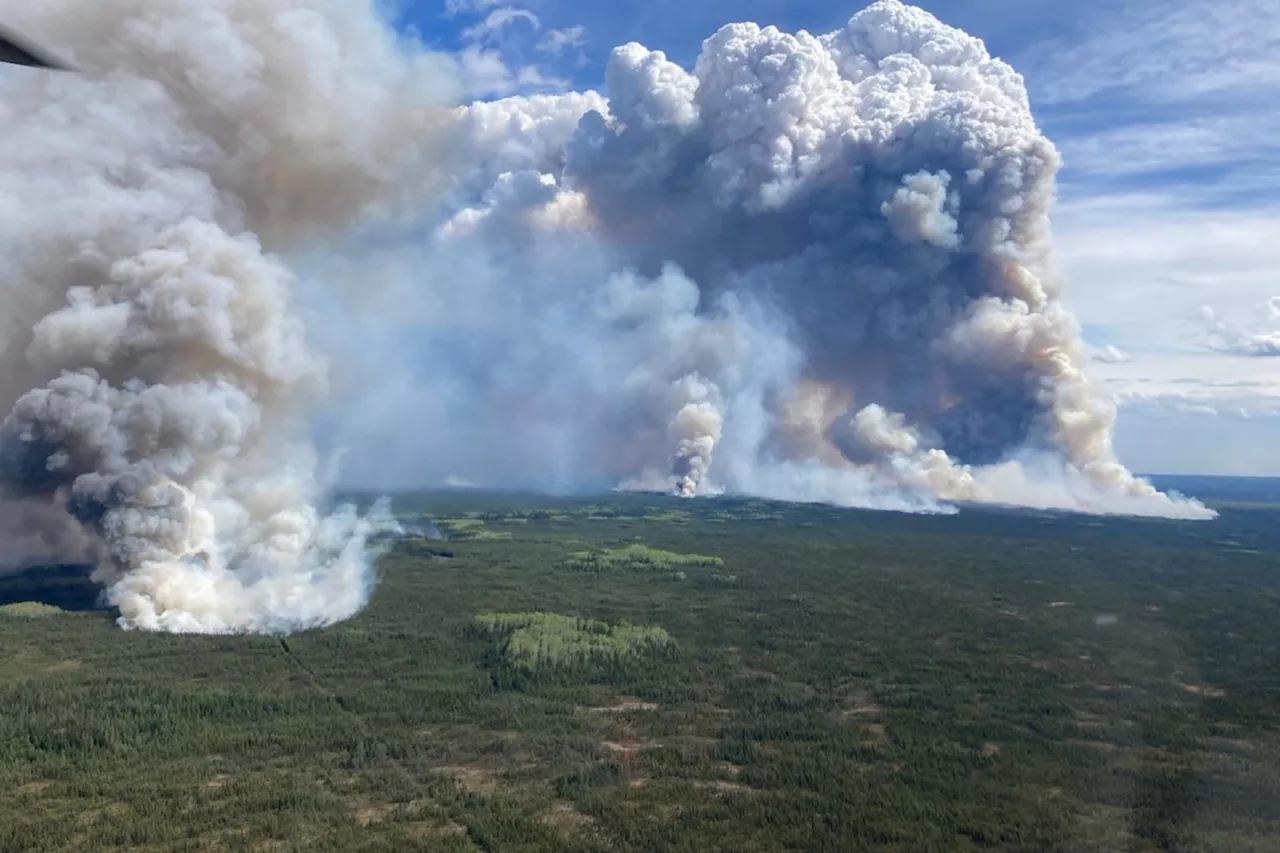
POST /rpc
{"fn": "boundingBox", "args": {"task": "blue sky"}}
[392,0,1280,476]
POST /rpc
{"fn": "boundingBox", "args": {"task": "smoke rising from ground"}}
[0,1,1213,635]
[322,1,1212,521]
[0,0,457,632]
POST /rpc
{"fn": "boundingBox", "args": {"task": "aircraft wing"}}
[0,24,73,70]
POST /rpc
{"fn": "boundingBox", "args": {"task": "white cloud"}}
[451,45,569,98]
[1091,352,1280,415]
[445,0,504,15]
[1053,192,1280,342]
[1091,344,1131,364]
[1052,189,1280,471]
[461,6,541,43]
[444,2,575,98]
[1022,0,1280,217]
[1197,298,1280,357]
[1022,0,1280,107]
[1086,346,1280,475]
[1055,112,1280,187]
[455,45,520,97]
[538,25,586,54]
[514,64,569,90]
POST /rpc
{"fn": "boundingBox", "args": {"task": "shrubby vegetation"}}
[472,612,674,673]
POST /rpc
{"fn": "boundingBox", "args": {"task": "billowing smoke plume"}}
[323,1,1212,520]
[0,0,1213,638]
[0,0,458,632]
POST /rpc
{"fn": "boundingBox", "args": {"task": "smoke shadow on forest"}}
[0,563,114,614]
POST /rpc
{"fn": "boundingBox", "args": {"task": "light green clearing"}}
[473,612,674,672]
[0,602,68,618]
[564,544,723,574]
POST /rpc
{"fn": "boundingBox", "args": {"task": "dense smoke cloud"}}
[0,0,1213,636]
[0,0,458,632]
[323,1,1211,520]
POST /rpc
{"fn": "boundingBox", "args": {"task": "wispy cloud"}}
[1197,298,1280,357]
[455,45,521,97]
[1090,351,1280,419]
[461,6,541,43]
[1023,0,1280,107]
[442,0,577,98]
[1053,192,1280,338]
[444,0,505,15]
[1091,344,1132,364]
[1021,0,1279,220]
[1054,112,1280,185]
[538,25,586,55]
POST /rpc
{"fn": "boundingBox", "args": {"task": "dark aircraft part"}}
[0,24,74,70]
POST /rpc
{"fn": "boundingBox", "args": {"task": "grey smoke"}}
[0,1,1215,639]
[0,0,458,633]
[321,1,1212,520]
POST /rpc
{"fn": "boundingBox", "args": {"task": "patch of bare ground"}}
[1203,737,1255,754]
[1069,739,1120,753]
[349,799,431,827]
[45,660,81,673]
[831,694,882,725]
[76,803,130,828]
[740,669,780,682]
[602,740,637,756]
[861,723,888,742]
[1179,683,1227,698]
[715,762,742,779]
[404,822,468,842]
[542,802,595,833]
[204,774,231,791]
[16,781,52,796]
[691,780,760,795]
[352,803,392,827]
[981,742,1001,757]
[584,698,659,714]
[433,765,500,794]
[601,740,662,756]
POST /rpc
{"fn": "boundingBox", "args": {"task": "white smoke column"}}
[0,1,458,632]
[339,0,1208,520]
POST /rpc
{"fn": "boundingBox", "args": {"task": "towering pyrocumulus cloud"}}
[325,0,1212,520]
[0,0,458,633]
[0,0,1214,638]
